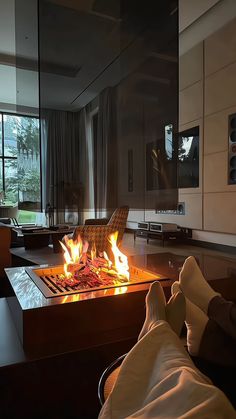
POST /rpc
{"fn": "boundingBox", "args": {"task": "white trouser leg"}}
[99,321,236,419]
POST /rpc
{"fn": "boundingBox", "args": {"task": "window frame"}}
[0,111,42,211]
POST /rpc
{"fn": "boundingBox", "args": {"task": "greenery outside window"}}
[0,113,41,224]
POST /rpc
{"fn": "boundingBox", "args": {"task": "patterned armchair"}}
[66,206,129,252]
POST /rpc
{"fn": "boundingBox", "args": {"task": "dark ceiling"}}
[36,0,178,111]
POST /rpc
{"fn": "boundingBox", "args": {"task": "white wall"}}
[129,13,236,246]
[0,0,15,55]
[0,0,39,113]
[179,0,236,55]
[128,13,236,248]
[179,0,220,32]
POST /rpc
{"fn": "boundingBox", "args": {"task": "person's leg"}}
[172,281,236,366]
[139,281,185,340]
[99,283,235,419]
[179,256,220,313]
[179,256,236,341]
[138,281,166,341]
[166,291,186,335]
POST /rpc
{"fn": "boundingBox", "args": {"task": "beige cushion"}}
[104,366,121,401]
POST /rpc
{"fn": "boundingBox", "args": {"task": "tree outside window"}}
[1,113,41,224]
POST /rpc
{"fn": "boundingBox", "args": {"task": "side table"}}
[51,229,74,253]
[22,227,75,251]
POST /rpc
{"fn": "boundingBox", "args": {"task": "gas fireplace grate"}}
[25,265,160,298]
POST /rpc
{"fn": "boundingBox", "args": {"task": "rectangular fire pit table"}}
[5,264,172,357]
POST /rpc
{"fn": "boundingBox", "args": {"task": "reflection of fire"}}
[114,286,128,295]
[58,232,130,290]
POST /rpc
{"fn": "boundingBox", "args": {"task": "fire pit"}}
[6,232,170,356]
[26,232,158,298]
[26,264,158,298]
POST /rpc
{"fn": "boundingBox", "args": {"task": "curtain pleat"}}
[43,109,86,224]
[42,88,118,225]
[96,87,118,217]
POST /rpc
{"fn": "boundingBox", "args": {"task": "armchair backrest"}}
[108,206,129,244]
[71,206,129,253]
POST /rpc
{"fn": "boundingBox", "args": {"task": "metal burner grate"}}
[25,265,159,298]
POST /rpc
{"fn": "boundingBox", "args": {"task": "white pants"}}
[99,321,236,419]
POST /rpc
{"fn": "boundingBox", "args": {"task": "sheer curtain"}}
[42,87,118,225]
[78,107,95,223]
[43,109,87,225]
[96,86,118,217]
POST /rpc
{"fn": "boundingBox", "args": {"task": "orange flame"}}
[103,251,112,269]
[108,232,130,280]
[60,236,85,278]
[60,240,73,278]
[60,231,129,281]
[91,243,96,261]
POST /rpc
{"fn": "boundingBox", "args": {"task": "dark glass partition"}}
[37,0,178,222]
[15,0,41,216]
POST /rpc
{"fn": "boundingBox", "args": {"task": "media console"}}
[134,222,191,246]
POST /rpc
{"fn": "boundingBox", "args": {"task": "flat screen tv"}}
[178,126,199,188]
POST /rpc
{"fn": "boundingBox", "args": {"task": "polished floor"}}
[121,232,236,260]
[122,233,236,302]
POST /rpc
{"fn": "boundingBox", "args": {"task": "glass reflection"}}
[38,0,178,220]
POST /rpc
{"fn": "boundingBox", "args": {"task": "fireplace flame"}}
[60,240,73,278]
[108,231,130,280]
[103,251,112,269]
[60,232,130,284]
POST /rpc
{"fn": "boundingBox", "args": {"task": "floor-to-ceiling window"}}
[0,112,41,224]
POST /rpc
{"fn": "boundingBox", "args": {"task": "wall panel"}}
[205,61,236,116]
[179,42,203,90]
[205,16,236,76]
[179,81,203,125]
[204,192,236,233]
[204,106,236,155]
[204,151,236,193]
